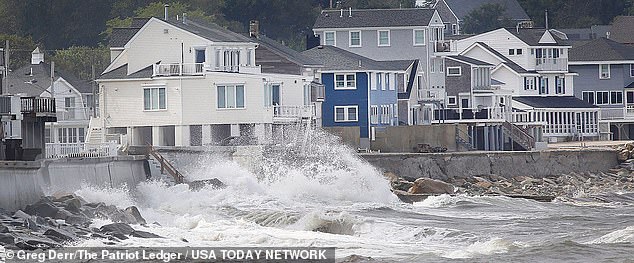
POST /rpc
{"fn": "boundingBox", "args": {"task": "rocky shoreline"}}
[388,143,634,202]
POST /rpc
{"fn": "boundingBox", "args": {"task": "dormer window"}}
[599,64,610,79]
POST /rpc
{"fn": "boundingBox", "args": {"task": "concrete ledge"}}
[361,149,618,181]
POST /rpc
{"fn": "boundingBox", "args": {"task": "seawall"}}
[361,149,618,181]
[0,156,149,212]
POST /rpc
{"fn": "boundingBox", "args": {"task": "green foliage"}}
[462,3,513,34]
[0,34,37,69]
[51,46,110,80]
[517,0,631,28]
[337,0,416,9]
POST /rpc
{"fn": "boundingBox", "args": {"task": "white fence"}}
[45,142,119,158]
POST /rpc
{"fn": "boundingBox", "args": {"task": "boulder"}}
[44,228,77,242]
[0,223,9,233]
[54,209,74,220]
[0,233,15,245]
[407,178,454,195]
[15,236,60,250]
[124,206,146,225]
[619,149,630,161]
[187,178,226,191]
[12,210,31,220]
[24,198,60,218]
[63,198,83,214]
[65,215,91,226]
[99,223,135,236]
[131,230,162,238]
[390,179,414,192]
[95,204,137,224]
[383,172,399,182]
[475,181,492,189]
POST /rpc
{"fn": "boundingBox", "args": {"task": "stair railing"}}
[147,144,184,184]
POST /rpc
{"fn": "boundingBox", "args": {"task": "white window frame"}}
[451,24,457,35]
[380,105,390,124]
[377,30,390,46]
[387,73,395,90]
[349,30,361,47]
[335,74,356,90]
[599,64,610,79]
[143,85,167,111]
[447,96,457,105]
[611,91,623,105]
[630,64,634,77]
[324,31,336,46]
[413,29,426,46]
[596,91,609,105]
[217,84,245,109]
[446,67,461,76]
[582,91,595,105]
[370,105,378,124]
[334,105,358,122]
[555,76,565,94]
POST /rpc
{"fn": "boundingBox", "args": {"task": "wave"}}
[442,237,523,259]
[291,211,360,236]
[587,226,634,244]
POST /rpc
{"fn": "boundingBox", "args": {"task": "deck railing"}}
[45,142,118,158]
[272,105,316,119]
[21,97,56,114]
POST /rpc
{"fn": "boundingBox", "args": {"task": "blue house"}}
[569,37,634,140]
[303,46,417,148]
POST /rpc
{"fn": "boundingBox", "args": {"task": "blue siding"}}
[322,72,369,138]
[369,72,399,127]
[571,64,633,109]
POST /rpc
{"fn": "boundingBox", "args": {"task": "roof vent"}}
[164,4,169,20]
[348,7,352,17]
[340,9,343,17]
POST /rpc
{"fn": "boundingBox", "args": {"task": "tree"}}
[51,46,110,80]
[461,3,513,34]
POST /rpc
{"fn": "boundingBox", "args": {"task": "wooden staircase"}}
[147,145,184,184]
[502,121,535,151]
[455,125,476,151]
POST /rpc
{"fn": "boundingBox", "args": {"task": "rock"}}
[390,179,414,192]
[24,198,60,218]
[12,210,31,220]
[23,218,39,231]
[475,181,492,189]
[383,172,399,182]
[131,230,162,238]
[99,223,135,236]
[407,178,454,195]
[124,206,147,225]
[95,204,136,224]
[0,233,15,245]
[187,178,226,191]
[15,236,60,249]
[340,254,374,262]
[65,215,91,226]
[0,223,9,233]
[44,228,77,242]
[619,149,630,161]
[63,198,83,214]
[180,238,188,243]
[54,209,74,220]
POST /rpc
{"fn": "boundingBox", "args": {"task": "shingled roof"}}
[110,27,142,48]
[313,8,436,29]
[475,42,530,73]
[100,63,154,80]
[440,0,529,20]
[609,16,634,45]
[514,96,597,109]
[508,28,570,46]
[302,45,414,71]
[447,55,493,66]
[7,63,92,96]
[164,17,252,43]
[569,37,634,62]
[252,35,321,67]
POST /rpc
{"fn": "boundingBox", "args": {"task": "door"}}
[272,84,280,106]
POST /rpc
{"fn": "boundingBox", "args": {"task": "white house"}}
[97,15,318,147]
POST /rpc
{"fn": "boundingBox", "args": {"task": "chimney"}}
[31,47,44,65]
[164,4,169,20]
[249,20,260,38]
[545,9,549,29]
[348,7,352,17]
[183,13,187,24]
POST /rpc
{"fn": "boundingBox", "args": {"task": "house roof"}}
[313,8,436,29]
[441,0,529,21]
[569,37,634,62]
[513,96,597,109]
[302,45,415,71]
[508,28,570,46]
[609,16,634,44]
[100,63,154,80]
[251,35,321,67]
[7,62,92,96]
[110,27,142,48]
[491,79,505,85]
[626,81,634,88]
[399,60,419,100]
[475,42,529,73]
[447,55,493,66]
[163,17,252,43]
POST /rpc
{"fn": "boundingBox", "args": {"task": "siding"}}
[445,59,471,98]
[571,64,629,108]
[369,72,399,126]
[321,72,369,138]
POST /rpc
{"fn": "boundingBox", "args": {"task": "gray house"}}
[312,8,449,125]
[569,37,634,139]
[433,0,531,35]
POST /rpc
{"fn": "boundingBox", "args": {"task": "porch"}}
[152,63,261,77]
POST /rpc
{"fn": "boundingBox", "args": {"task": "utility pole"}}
[91,65,96,118]
[3,40,8,95]
[50,61,55,111]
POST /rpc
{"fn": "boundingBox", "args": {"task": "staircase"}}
[147,145,184,184]
[502,121,535,151]
[85,117,105,145]
[455,125,475,151]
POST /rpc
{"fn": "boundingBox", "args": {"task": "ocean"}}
[71,129,634,262]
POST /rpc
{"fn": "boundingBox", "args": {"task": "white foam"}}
[588,226,634,244]
[74,184,135,208]
[443,238,521,259]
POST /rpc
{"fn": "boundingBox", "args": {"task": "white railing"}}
[512,112,531,123]
[599,107,626,120]
[434,40,457,53]
[56,107,91,121]
[626,105,634,115]
[153,63,204,76]
[273,105,316,119]
[45,142,118,158]
[535,58,568,71]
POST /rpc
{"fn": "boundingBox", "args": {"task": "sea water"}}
[72,128,634,262]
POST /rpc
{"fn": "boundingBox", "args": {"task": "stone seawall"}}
[0,156,149,212]
[361,149,618,181]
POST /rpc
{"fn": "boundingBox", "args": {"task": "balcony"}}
[272,105,316,123]
[57,107,91,121]
[417,89,443,101]
[433,107,510,123]
[153,63,262,77]
[535,58,568,71]
[433,40,456,53]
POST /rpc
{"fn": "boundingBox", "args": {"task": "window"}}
[324,31,336,46]
[194,49,206,63]
[538,77,549,95]
[596,91,609,105]
[335,74,356,89]
[524,77,536,90]
[630,64,634,77]
[582,91,595,105]
[143,86,166,110]
[334,106,358,122]
[447,96,457,105]
[509,49,515,55]
[611,91,623,104]
[378,30,390,46]
[264,84,280,107]
[349,31,361,47]
[446,67,461,76]
[45,128,51,143]
[555,76,565,94]
[381,105,390,124]
[217,85,245,109]
[413,29,425,45]
[246,49,253,66]
[376,73,382,90]
[386,73,392,90]
[451,24,457,35]
[600,64,610,79]
[516,49,523,55]
[370,105,378,124]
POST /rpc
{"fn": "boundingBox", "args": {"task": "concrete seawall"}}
[0,156,149,212]
[361,149,618,181]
